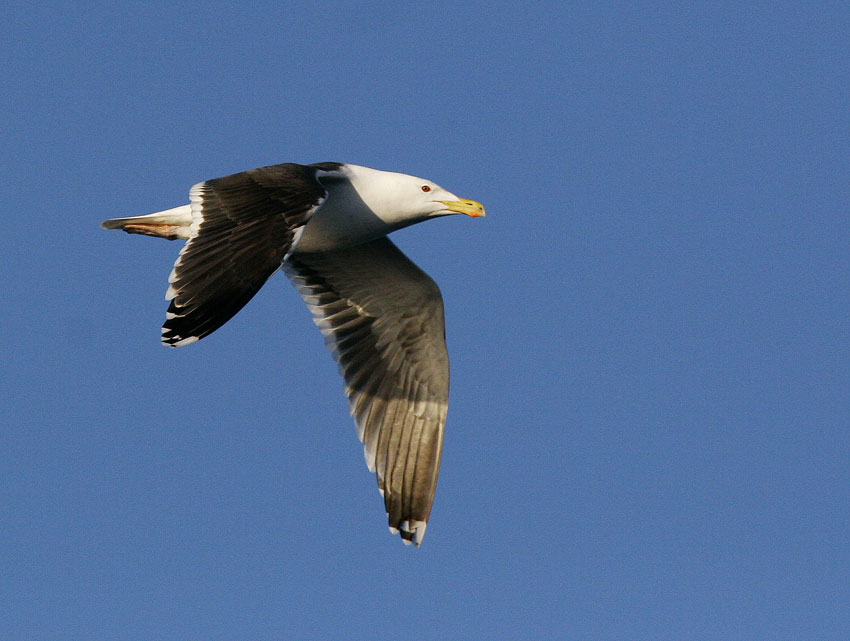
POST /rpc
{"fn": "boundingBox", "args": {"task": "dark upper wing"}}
[162,163,340,346]
[284,237,450,545]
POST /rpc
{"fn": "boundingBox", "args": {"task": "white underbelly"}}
[293,199,394,253]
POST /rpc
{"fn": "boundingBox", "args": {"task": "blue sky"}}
[2,2,848,639]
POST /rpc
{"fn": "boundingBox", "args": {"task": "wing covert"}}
[163,163,333,346]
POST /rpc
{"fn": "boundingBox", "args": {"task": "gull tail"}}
[101,204,193,241]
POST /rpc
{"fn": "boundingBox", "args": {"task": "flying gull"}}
[101,162,485,546]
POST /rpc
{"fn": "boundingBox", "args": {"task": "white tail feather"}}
[101,204,193,240]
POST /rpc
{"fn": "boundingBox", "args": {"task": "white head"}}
[342,164,485,226]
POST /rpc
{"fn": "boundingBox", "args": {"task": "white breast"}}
[294,165,424,253]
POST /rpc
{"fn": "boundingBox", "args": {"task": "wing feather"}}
[162,163,336,346]
[284,237,449,545]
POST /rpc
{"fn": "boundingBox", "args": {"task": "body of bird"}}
[101,162,484,545]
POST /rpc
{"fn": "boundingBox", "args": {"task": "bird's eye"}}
[421,185,431,192]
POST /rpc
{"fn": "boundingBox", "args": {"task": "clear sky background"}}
[2,2,847,640]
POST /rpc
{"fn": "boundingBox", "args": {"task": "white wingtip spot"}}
[388,520,427,545]
[413,521,427,545]
[162,335,199,347]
